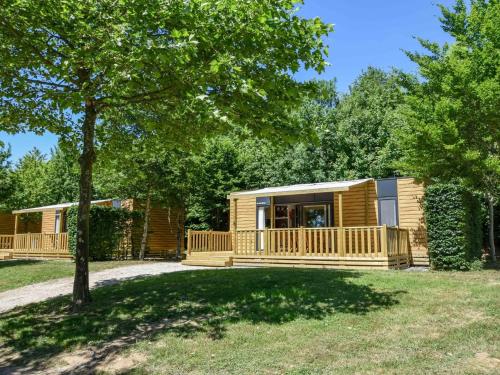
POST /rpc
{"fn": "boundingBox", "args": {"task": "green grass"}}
[0,268,499,374]
[0,259,147,292]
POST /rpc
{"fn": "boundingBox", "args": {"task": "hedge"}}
[67,205,136,261]
[424,183,483,270]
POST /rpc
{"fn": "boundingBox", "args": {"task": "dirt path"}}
[0,262,208,314]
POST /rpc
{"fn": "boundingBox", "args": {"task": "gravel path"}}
[0,262,208,314]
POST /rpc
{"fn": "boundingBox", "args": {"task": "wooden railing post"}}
[187,229,192,256]
[299,227,305,256]
[338,227,345,256]
[396,226,401,267]
[233,231,238,255]
[381,225,388,257]
[263,228,268,255]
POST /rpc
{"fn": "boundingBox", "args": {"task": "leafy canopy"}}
[396,0,500,197]
[0,0,332,141]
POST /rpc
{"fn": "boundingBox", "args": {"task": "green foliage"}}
[94,132,187,208]
[43,144,80,204]
[66,205,134,261]
[0,142,14,209]
[6,144,80,210]
[0,0,332,144]
[396,0,500,197]
[185,71,407,230]
[187,137,244,230]
[424,183,483,270]
[8,148,49,209]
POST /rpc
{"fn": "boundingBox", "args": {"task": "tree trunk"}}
[488,194,497,264]
[72,100,96,309]
[139,191,151,260]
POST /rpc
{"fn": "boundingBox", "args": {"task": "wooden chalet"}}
[0,199,183,260]
[183,177,428,269]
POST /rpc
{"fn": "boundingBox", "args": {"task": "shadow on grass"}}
[0,259,44,270]
[0,268,404,372]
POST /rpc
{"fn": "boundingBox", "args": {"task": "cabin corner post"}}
[14,214,18,235]
[338,192,345,256]
[187,229,192,256]
[338,191,344,227]
[232,198,238,252]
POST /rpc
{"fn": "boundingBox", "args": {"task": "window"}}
[54,210,61,233]
[377,178,399,226]
[303,205,328,228]
[274,205,296,228]
[379,199,398,226]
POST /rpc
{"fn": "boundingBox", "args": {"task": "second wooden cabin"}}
[0,199,184,259]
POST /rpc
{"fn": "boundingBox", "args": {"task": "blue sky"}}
[1,0,454,162]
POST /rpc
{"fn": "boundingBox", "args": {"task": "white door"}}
[257,206,266,250]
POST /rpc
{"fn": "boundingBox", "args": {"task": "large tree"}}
[0,0,331,307]
[0,142,14,209]
[397,0,500,262]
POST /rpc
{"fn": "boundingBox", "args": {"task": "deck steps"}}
[0,251,13,260]
[182,251,233,267]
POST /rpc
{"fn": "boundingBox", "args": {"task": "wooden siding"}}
[232,196,256,250]
[130,200,184,258]
[397,178,428,264]
[41,210,57,233]
[232,196,256,231]
[334,180,378,227]
[0,213,14,235]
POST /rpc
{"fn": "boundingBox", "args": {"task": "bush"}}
[67,205,134,261]
[424,183,483,270]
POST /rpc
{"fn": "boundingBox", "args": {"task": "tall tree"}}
[44,143,80,204]
[0,142,14,209]
[95,131,188,259]
[9,148,49,209]
[1,0,332,306]
[396,0,500,262]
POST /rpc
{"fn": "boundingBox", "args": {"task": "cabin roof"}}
[228,178,372,198]
[12,199,115,214]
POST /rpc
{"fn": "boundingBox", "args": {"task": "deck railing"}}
[187,230,232,255]
[11,233,70,257]
[188,226,410,259]
[0,235,13,250]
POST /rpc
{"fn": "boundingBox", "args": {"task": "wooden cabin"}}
[0,199,184,260]
[183,177,428,269]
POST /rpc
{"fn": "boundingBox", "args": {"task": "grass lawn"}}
[0,259,147,293]
[0,268,498,374]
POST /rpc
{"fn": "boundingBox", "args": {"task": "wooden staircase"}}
[0,250,13,260]
[182,251,233,267]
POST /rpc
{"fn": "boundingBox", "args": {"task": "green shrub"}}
[424,183,483,270]
[67,205,134,261]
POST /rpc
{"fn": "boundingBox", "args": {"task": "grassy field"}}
[0,268,498,374]
[0,259,147,292]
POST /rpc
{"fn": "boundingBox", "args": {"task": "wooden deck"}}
[0,233,70,259]
[183,226,411,269]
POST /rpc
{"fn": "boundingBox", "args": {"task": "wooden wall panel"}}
[232,196,257,251]
[234,196,257,231]
[130,200,184,258]
[0,213,14,235]
[397,178,428,261]
[333,181,378,227]
[41,210,56,233]
[147,207,184,256]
